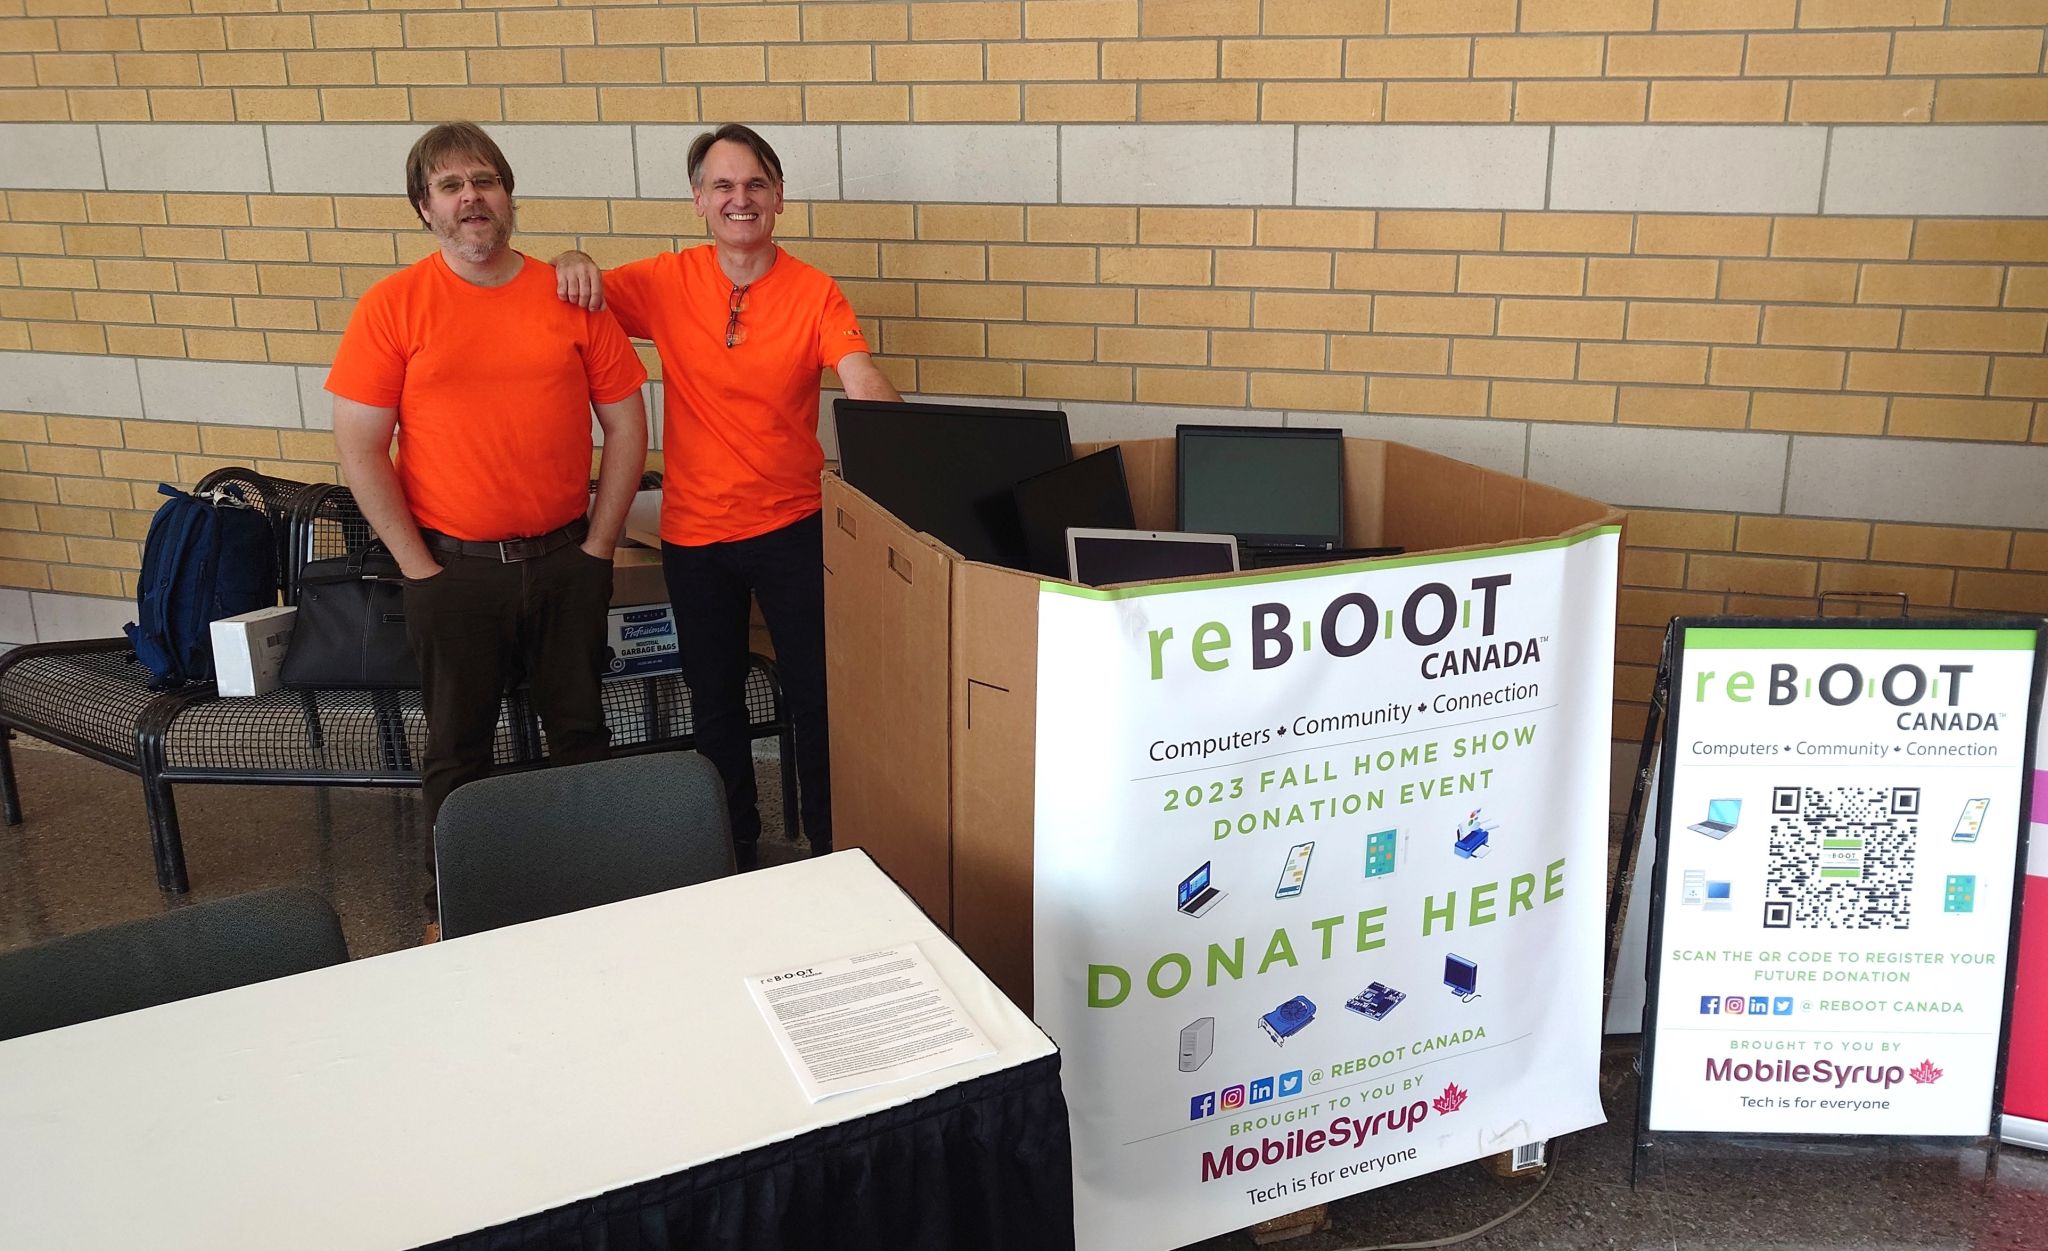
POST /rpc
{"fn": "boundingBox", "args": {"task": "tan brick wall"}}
[3,0,2047,749]
[1,2,2045,125]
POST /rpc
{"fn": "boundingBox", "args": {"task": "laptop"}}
[1068,528,1240,587]
[1702,880,1733,912]
[1688,798,1741,839]
[1176,862,1226,918]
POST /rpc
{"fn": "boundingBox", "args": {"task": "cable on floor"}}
[1317,1141,1563,1251]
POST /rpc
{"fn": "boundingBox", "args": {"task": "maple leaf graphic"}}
[1909,1060,1943,1085]
[1432,1082,1468,1114]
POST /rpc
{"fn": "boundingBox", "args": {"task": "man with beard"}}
[327,121,649,839]
[552,123,898,868]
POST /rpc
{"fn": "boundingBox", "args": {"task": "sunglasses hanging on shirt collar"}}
[726,285,750,349]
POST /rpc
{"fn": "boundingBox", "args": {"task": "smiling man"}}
[327,121,649,847]
[555,123,899,869]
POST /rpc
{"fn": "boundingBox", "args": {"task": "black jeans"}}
[662,511,829,854]
[403,540,614,829]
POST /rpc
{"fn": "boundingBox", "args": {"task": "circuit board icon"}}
[1345,981,1406,1020]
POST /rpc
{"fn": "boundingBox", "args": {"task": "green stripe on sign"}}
[1823,839,1862,849]
[1821,869,1861,879]
[1687,628,2036,651]
[1038,525,1621,601]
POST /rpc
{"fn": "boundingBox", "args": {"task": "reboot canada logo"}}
[1689,657,1995,730]
[1145,573,1540,683]
[1198,1082,1469,1182]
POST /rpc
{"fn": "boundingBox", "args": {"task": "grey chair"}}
[434,751,735,940]
[0,886,349,1042]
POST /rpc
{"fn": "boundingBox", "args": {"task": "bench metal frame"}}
[0,469,794,893]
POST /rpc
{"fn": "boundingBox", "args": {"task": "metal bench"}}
[0,468,792,893]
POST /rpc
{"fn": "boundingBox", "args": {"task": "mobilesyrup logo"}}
[1703,1058,1944,1090]
[1199,1083,1467,1183]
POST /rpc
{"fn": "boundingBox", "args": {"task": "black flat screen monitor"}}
[833,399,1072,567]
[1445,954,1478,998]
[1067,528,1240,587]
[1011,447,1136,578]
[1175,424,1344,548]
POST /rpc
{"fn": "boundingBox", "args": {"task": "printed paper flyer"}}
[1033,531,1616,1251]
[1646,625,2040,1137]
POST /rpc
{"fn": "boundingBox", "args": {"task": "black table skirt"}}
[420,1052,1075,1251]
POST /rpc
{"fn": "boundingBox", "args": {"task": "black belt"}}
[420,517,588,563]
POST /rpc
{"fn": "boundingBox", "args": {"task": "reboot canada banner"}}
[1644,623,2041,1139]
[1034,529,1618,1251]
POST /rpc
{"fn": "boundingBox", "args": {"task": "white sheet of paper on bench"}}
[620,487,662,548]
[745,944,996,1103]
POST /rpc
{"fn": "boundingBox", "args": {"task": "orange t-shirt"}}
[325,252,647,541]
[604,246,867,546]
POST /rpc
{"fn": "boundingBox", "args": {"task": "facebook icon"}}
[1190,1092,1215,1121]
[1699,995,1721,1015]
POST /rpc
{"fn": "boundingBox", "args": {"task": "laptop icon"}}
[1702,880,1733,912]
[1177,862,1227,918]
[1688,799,1741,839]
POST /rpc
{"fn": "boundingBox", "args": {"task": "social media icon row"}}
[1699,994,1794,1016]
[1191,1069,1305,1120]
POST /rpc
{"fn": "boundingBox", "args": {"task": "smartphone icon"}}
[1276,841,1314,898]
[1953,798,1990,842]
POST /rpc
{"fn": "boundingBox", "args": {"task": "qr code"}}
[1765,786,1917,930]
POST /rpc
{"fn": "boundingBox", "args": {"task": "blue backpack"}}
[124,483,278,689]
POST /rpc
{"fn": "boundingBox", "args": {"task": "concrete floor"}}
[3,738,2044,1251]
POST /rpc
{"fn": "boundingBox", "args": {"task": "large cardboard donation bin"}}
[822,436,1621,1009]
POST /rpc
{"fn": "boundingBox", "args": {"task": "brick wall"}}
[2,0,2046,754]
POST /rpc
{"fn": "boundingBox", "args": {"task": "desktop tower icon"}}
[1179,1017,1215,1071]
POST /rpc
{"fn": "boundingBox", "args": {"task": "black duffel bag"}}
[281,547,422,689]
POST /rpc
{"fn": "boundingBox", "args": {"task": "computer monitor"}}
[1706,881,1732,903]
[1011,447,1136,578]
[1067,528,1240,587]
[1706,799,1740,827]
[833,398,1072,568]
[1176,424,1344,548]
[1444,954,1478,998]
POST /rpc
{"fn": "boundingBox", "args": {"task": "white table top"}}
[0,850,1055,1251]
